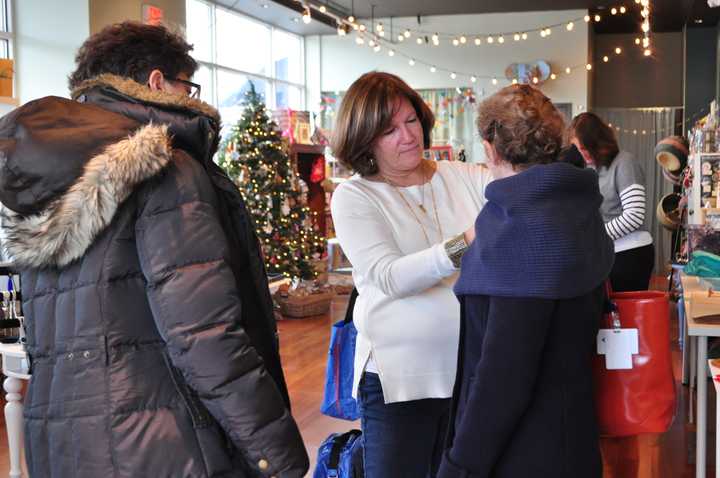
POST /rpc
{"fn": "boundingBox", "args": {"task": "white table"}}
[0,343,29,478]
[681,273,720,478]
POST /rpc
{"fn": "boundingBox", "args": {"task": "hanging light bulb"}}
[584,15,591,22]
[565,67,571,74]
[620,6,627,13]
[432,33,440,45]
[356,36,364,45]
[487,35,494,43]
[452,38,460,46]
[540,30,547,38]
[642,21,650,32]
[615,47,622,54]
[388,49,395,56]
[512,79,518,84]
[398,34,405,41]
[416,37,424,44]
[450,72,457,79]
[474,37,482,45]
[338,26,347,36]
[378,30,385,37]
[460,35,467,44]
[550,73,557,80]
[586,63,592,70]
[498,35,505,43]
[644,48,652,56]
[373,44,381,52]
[430,66,437,73]
[359,24,366,31]
[319,4,327,13]
[521,32,528,40]
[368,39,376,47]
[611,7,617,15]
[603,55,609,62]
[594,14,601,22]
[514,33,521,41]
[409,58,415,66]
[302,6,311,24]
[348,15,355,23]
[404,29,411,38]
[532,77,539,84]
[545,28,552,36]
[566,22,574,31]
[642,37,650,48]
[471,75,477,83]
[376,22,383,32]
[635,37,641,45]
[492,78,498,85]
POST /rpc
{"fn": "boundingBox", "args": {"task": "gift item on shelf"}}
[272,108,313,145]
[273,279,335,318]
[657,193,682,231]
[687,223,720,257]
[655,136,689,178]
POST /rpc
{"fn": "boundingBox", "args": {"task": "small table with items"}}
[0,342,29,478]
[681,272,720,478]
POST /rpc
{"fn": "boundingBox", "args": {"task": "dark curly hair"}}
[331,72,434,177]
[68,21,197,89]
[568,112,620,169]
[477,84,565,167]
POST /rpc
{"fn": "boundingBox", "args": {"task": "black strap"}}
[343,288,359,325]
[328,429,362,471]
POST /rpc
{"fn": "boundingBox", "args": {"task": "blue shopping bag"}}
[313,429,363,478]
[320,288,361,421]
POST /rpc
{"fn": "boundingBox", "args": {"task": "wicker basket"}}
[274,290,334,318]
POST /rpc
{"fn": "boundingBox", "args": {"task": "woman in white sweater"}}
[330,72,492,477]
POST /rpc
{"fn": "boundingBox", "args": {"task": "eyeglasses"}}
[168,77,202,99]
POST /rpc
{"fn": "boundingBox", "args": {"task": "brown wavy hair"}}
[568,112,619,168]
[331,72,434,176]
[477,84,565,167]
[69,21,197,90]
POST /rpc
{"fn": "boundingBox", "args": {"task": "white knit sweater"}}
[330,161,492,403]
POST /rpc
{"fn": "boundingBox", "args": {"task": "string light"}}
[460,35,467,44]
[620,6,627,13]
[566,22,574,31]
[594,14,601,22]
[492,78,498,85]
[302,6,311,24]
[416,37,424,44]
[635,37,641,45]
[319,4,326,13]
[430,65,437,73]
[471,75,477,83]
[373,44,381,52]
[611,7,617,15]
[615,47,622,54]
[475,37,482,45]
[450,72,457,79]
[404,29,411,38]
[487,35,494,44]
[603,55,609,62]
[566,67,572,74]
[398,34,405,41]
[550,73,557,80]
[453,38,460,46]
[644,48,652,56]
[521,32,528,40]
[355,36,364,45]
[584,15,591,22]
[388,49,395,56]
[514,33,521,41]
[586,63,593,70]
[532,76,539,84]
[348,15,355,23]
[409,58,415,66]
[498,35,505,43]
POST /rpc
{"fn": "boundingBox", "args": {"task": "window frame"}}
[189,0,306,111]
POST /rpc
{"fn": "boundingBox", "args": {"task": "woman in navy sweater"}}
[438,85,615,478]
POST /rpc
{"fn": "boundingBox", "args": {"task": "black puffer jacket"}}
[0,74,309,477]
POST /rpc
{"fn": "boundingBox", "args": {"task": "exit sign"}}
[142,4,164,25]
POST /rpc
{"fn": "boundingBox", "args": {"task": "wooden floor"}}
[0,281,714,477]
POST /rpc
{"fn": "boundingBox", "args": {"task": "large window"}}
[186,0,305,135]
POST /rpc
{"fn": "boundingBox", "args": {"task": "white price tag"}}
[597,328,639,370]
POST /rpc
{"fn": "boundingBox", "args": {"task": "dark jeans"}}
[609,244,655,292]
[358,372,450,478]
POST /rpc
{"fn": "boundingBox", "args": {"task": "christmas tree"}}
[218,83,324,280]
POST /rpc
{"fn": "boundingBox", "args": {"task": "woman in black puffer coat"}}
[0,22,308,478]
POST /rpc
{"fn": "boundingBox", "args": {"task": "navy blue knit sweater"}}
[454,161,614,299]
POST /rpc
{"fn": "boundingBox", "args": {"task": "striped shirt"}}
[596,151,653,253]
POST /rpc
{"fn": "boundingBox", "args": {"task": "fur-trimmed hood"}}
[0,74,221,269]
[71,73,220,124]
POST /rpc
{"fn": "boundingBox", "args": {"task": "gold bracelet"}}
[444,233,468,269]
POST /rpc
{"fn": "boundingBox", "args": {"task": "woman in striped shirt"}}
[569,112,654,292]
